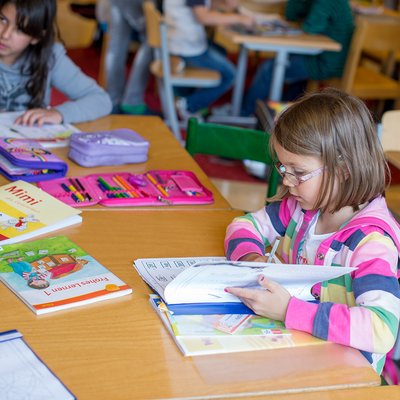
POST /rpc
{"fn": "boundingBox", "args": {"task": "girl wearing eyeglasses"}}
[224,88,400,375]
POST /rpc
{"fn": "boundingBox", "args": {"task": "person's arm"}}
[285,0,312,22]
[301,0,332,34]
[192,4,254,27]
[285,232,400,355]
[224,199,290,261]
[48,44,112,124]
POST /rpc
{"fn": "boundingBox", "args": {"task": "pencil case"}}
[0,138,67,182]
[68,129,149,167]
[37,170,214,207]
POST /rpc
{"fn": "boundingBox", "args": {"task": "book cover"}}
[134,257,356,315]
[150,295,324,356]
[0,180,82,244]
[0,236,132,314]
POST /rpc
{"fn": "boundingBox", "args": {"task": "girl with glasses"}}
[224,88,400,375]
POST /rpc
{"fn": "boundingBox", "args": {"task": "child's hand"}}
[225,275,291,321]
[15,108,63,126]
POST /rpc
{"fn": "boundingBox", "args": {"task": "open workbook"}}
[133,257,356,314]
[0,111,79,148]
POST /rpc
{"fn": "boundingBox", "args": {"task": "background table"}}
[0,210,380,399]
[219,28,341,115]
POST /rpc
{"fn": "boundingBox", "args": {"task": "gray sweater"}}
[0,43,112,123]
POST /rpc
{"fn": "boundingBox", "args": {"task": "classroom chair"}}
[57,0,97,49]
[143,1,221,142]
[185,117,280,199]
[309,16,400,116]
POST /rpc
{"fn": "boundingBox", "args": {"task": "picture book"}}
[0,111,80,148]
[0,330,75,399]
[150,295,324,356]
[0,180,82,244]
[134,257,356,315]
[0,236,132,314]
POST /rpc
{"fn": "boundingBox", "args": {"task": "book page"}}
[164,262,356,304]
[133,257,225,298]
[0,330,75,399]
[0,112,80,148]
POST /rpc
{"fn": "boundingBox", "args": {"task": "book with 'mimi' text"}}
[0,180,82,244]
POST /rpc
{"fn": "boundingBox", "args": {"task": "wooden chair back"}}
[340,16,400,98]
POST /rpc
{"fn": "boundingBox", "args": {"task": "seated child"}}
[0,0,112,126]
[241,0,354,116]
[164,0,254,118]
[225,88,400,374]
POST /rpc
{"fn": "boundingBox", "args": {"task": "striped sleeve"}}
[286,230,400,356]
[224,200,291,260]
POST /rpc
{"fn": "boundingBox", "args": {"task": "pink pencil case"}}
[37,170,214,207]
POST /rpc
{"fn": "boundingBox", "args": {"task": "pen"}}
[267,238,281,263]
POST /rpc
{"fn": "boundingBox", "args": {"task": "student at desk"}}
[0,0,112,126]
[225,89,400,375]
[165,0,254,120]
[241,0,354,116]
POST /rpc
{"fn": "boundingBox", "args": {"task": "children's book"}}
[150,295,324,356]
[0,330,75,399]
[0,111,79,148]
[0,180,82,244]
[0,236,132,314]
[134,257,356,315]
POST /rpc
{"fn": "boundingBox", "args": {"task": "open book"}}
[0,180,82,244]
[133,257,356,314]
[0,111,79,148]
[0,236,132,314]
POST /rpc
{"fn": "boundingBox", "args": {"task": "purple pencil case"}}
[68,129,150,167]
[0,138,68,182]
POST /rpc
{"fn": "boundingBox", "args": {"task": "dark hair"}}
[0,0,57,108]
[270,88,389,213]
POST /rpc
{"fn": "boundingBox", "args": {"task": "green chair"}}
[185,117,280,198]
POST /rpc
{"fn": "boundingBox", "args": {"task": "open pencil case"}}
[37,170,214,207]
[0,138,67,182]
[68,129,149,167]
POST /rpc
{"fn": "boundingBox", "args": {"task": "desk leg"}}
[270,50,289,102]
[232,46,249,116]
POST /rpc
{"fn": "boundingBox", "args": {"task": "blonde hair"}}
[270,88,389,213]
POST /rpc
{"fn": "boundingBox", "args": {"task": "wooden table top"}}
[220,27,342,51]
[0,210,380,399]
[230,385,400,400]
[2,115,232,211]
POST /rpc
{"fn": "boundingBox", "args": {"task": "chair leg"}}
[162,80,182,142]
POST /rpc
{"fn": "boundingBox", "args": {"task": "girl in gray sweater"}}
[0,0,111,125]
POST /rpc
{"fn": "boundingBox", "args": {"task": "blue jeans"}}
[181,46,235,113]
[106,0,152,108]
[242,54,310,116]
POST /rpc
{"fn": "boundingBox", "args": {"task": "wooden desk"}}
[219,28,341,115]
[2,115,232,211]
[0,210,380,399]
[231,385,400,400]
